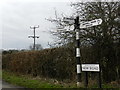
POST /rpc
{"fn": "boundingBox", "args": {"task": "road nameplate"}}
[82,64,100,72]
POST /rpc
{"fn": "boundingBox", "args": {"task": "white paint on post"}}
[76,48,80,57]
[76,32,79,40]
[77,64,81,73]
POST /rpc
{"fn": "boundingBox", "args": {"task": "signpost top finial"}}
[75,16,80,26]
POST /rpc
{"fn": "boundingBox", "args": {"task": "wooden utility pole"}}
[28,25,39,50]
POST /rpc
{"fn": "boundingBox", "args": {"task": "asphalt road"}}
[0,80,27,90]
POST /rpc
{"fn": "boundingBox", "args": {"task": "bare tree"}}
[29,44,43,50]
[35,44,43,50]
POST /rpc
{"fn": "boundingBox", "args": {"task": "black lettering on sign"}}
[97,20,101,24]
[90,67,93,70]
[90,66,98,70]
[83,67,86,69]
[86,67,89,69]
[90,20,96,23]
[86,24,92,27]
[95,67,98,70]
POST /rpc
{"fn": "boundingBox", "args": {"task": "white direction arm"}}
[80,19,102,29]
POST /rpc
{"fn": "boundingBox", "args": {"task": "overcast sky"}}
[0,0,118,50]
[0,0,75,50]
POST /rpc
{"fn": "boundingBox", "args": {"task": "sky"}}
[0,0,119,50]
[0,0,75,50]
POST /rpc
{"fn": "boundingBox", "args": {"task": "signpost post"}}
[74,16,82,87]
[85,71,88,88]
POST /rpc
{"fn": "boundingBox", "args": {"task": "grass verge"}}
[2,70,77,88]
[2,70,120,88]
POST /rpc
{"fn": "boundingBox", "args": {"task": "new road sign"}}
[82,64,100,72]
[80,19,102,28]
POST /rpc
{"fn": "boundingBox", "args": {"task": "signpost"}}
[63,18,102,28]
[63,16,103,88]
[80,19,102,28]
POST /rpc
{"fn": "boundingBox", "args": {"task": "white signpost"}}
[63,18,102,28]
[82,64,100,72]
[63,17,102,87]
[80,19,102,28]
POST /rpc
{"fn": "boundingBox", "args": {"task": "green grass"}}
[2,70,77,88]
[0,70,2,79]
[2,70,120,88]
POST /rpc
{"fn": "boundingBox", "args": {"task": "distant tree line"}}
[2,44,43,55]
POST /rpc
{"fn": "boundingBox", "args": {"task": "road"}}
[0,80,26,90]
